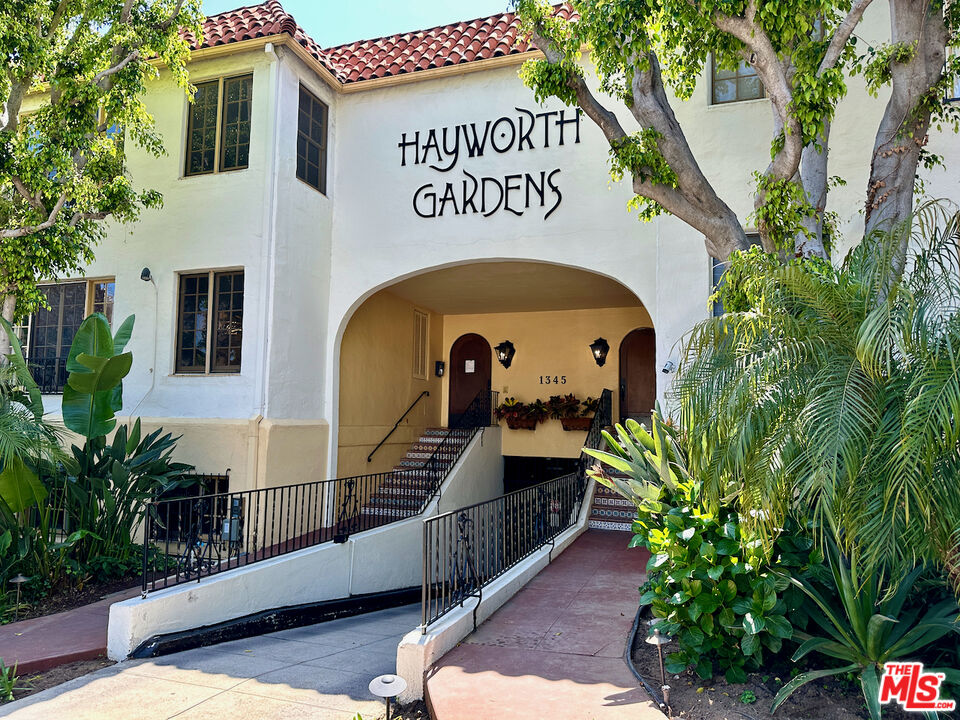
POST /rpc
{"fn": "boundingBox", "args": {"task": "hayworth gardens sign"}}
[398,107,583,220]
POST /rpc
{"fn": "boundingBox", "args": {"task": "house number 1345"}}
[539,375,567,384]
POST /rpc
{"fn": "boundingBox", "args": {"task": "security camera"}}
[661,360,676,374]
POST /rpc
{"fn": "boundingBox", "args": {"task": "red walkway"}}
[0,587,140,673]
[426,529,666,720]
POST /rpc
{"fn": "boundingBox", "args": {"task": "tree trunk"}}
[864,0,947,239]
[797,123,831,260]
[0,294,16,357]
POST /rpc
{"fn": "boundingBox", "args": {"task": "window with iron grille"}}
[176,270,244,374]
[711,57,764,104]
[296,85,328,194]
[185,74,253,176]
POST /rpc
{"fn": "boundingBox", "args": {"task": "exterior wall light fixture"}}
[140,267,152,282]
[494,340,516,369]
[590,337,610,367]
[435,360,445,377]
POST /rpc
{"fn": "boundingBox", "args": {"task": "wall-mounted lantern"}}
[435,360,445,377]
[589,337,610,367]
[494,340,516,369]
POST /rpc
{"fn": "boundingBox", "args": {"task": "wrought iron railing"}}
[368,390,430,463]
[26,356,68,394]
[578,388,613,496]
[142,390,499,595]
[421,473,582,628]
[420,387,611,628]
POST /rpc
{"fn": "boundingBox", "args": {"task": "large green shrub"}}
[587,416,820,682]
[674,205,960,593]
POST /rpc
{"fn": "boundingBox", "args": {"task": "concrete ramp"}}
[108,427,502,660]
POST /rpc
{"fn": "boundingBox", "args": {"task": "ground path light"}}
[9,574,28,621]
[369,673,407,719]
[645,626,672,715]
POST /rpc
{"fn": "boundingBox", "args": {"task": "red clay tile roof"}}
[188,2,573,85]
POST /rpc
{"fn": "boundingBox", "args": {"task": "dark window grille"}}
[221,76,252,171]
[185,80,220,176]
[213,271,243,372]
[296,85,328,194]
[176,273,210,373]
[185,75,252,176]
[176,270,243,374]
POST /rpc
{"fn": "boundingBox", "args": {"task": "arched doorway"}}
[619,327,656,423]
[449,333,491,426]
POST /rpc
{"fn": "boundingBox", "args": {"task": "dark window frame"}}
[175,269,244,375]
[296,84,328,194]
[184,73,253,177]
[710,56,765,105]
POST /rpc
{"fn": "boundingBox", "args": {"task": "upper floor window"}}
[176,270,244,374]
[296,85,328,194]
[711,57,764,104]
[185,74,253,176]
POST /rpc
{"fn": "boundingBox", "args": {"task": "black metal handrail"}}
[421,473,582,628]
[578,388,613,497]
[368,390,431,463]
[142,389,500,595]
[26,356,68,394]
[420,387,611,628]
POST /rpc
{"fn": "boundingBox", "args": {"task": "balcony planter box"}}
[560,416,593,432]
[505,417,538,430]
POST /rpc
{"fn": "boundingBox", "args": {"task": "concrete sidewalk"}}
[1,603,420,720]
[426,529,665,720]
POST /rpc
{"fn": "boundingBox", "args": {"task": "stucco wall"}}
[442,305,653,457]
[338,290,444,477]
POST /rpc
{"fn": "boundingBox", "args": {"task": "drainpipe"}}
[251,42,281,491]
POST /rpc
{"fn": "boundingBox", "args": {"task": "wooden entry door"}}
[619,328,656,422]
[449,333,491,426]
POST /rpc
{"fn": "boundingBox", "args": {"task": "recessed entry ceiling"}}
[386,262,642,315]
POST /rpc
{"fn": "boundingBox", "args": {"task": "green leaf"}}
[0,317,43,418]
[113,315,135,354]
[765,614,794,639]
[66,314,115,371]
[771,665,860,713]
[725,665,748,684]
[861,665,881,720]
[717,539,740,555]
[0,457,47,514]
[744,612,766,635]
[741,631,759,656]
[707,565,724,581]
[67,353,132,394]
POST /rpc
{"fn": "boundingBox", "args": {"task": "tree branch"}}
[0,194,69,238]
[92,50,140,88]
[820,0,876,74]
[11,177,45,212]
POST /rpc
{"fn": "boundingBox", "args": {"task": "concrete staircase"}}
[362,427,476,520]
[588,472,635,531]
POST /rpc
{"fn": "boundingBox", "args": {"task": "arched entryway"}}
[448,333,492,426]
[619,327,656,423]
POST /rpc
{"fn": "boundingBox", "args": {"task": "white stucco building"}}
[18,0,960,497]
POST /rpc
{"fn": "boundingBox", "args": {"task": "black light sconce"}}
[435,360,445,377]
[590,337,610,367]
[494,340,516,369]
[140,267,152,282]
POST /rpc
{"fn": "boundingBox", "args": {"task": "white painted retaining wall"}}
[107,427,503,660]
[395,478,596,702]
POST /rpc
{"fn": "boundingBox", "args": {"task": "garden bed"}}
[5,574,139,625]
[630,630,913,720]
